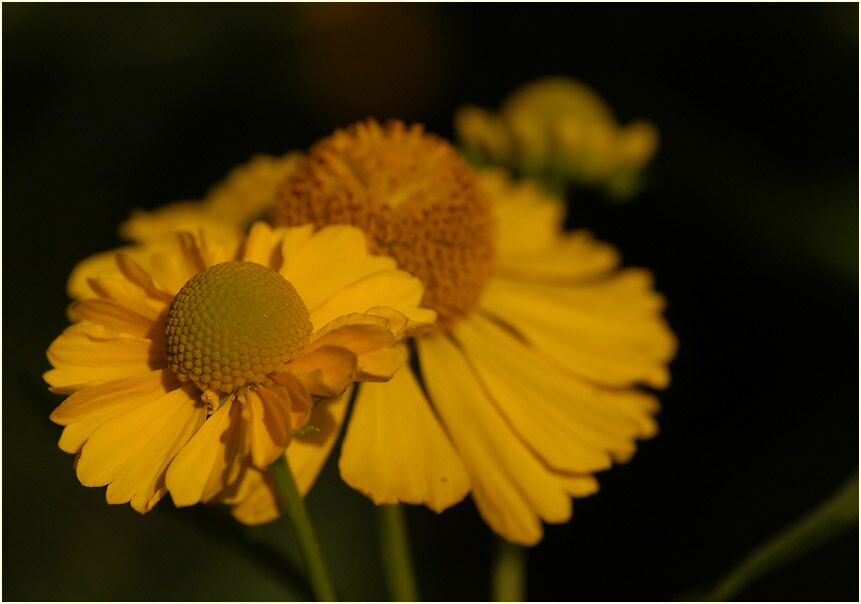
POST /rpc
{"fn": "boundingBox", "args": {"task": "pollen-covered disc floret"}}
[271,120,495,329]
[165,261,312,393]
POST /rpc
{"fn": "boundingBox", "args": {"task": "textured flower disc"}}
[271,120,495,329]
[165,261,312,393]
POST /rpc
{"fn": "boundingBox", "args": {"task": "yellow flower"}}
[455,77,659,200]
[67,153,301,300]
[46,221,436,515]
[261,120,677,545]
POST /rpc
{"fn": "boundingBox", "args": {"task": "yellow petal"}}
[481,273,676,389]
[247,386,293,470]
[229,467,280,525]
[495,230,620,283]
[104,385,206,512]
[278,224,315,264]
[308,313,394,351]
[204,152,302,224]
[417,332,571,546]
[45,326,162,392]
[67,246,134,300]
[51,370,172,453]
[478,169,564,258]
[143,233,209,295]
[281,225,397,311]
[114,253,175,305]
[454,314,657,472]
[119,202,240,244]
[287,345,357,398]
[166,398,244,506]
[339,368,470,512]
[75,383,204,504]
[85,275,165,321]
[240,222,285,267]
[309,270,435,333]
[555,472,599,498]
[68,299,157,339]
[230,386,353,525]
[289,385,353,493]
[354,345,408,381]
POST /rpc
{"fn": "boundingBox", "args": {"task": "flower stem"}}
[702,472,859,601]
[379,504,419,601]
[491,537,526,601]
[269,456,337,601]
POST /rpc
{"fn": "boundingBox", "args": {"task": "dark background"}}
[4,4,858,601]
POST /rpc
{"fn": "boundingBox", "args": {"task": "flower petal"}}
[288,385,352,492]
[166,398,245,506]
[496,230,620,283]
[68,299,158,339]
[75,383,205,512]
[339,368,470,512]
[481,272,676,388]
[480,169,564,258]
[115,253,175,304]
[281,225,397,311]
[104,385,206,512]
[45,326,162,392]
[417,332,571,546]
[227,468,280,525]
[67,246,137,300]
[309,270,435,332]
[86,275,165,320]
[50,370,172,453]
[247,386,293,470]
[240,222,285,267]
[454,314,658,472]
[230,387,353,525]
[287,345,357,398]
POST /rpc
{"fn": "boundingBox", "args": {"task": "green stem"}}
[491,537,526,602]
[269,456,337,601]
[703,472,859,601]
[379,504,419,601]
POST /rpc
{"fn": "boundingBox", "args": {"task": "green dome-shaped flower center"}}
[165,261,312,393]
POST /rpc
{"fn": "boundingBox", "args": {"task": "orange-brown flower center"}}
[271,120,495,329]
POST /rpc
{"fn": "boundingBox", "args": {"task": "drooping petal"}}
[247,386,293,470]
[339,368,470,512]
[75,383,205,512]
[166,398,245,506]
[480,272,676,389]
[454,314,657,472]
[417,331,572,546]
[288,385,352,492]
[227,467,280,525]
[230,387,353,525]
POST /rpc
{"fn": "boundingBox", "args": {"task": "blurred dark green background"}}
[4,4,858,601]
